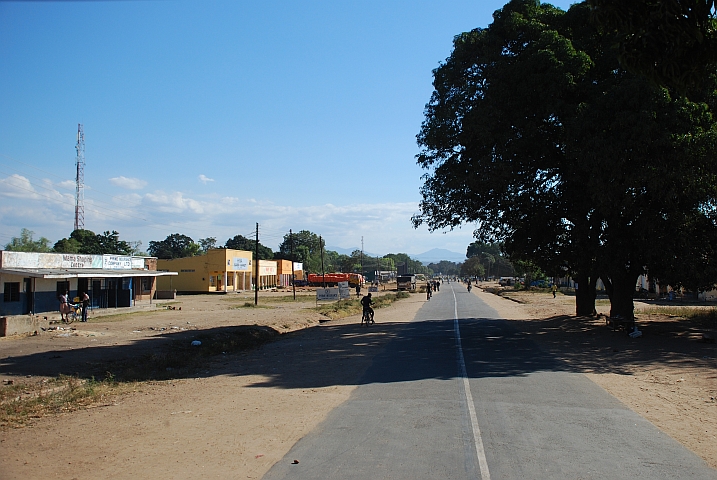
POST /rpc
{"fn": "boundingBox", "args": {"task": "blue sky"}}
[0,0,575,257]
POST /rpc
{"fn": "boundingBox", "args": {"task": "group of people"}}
[58,290,90,322]
[426,279,442,300]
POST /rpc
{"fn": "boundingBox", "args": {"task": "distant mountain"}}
[411,248,466,265]
[326,246,380,258]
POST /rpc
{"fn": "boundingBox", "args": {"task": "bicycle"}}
[64,304,82,324]
[361,309,374,326]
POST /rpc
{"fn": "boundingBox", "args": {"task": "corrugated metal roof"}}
[0,268,178,279]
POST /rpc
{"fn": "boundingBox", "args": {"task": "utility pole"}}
[254,223,259,306]
[290,229,296,301]
[360,236,364,280]
[320,235,325,287]
[74,124,85,231]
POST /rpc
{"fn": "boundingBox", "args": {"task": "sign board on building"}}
[103,255,132,270]
[293,262,303,272]
[131,257,145,269]
[232,257,250,270]
[259,261,277,276]
[61,254,99,269]
[338,281,350,299]
[316,288,340,301]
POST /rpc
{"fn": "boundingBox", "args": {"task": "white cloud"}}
[0,179,476,257]
[109,176,148,190]
[198,174,214,184]
[144,191,205,214]
[0,174,37,198]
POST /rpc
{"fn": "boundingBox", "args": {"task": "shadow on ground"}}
[2,312,714,389]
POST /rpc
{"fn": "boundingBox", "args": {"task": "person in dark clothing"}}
[360,293,374,322]
[80,292,90,322]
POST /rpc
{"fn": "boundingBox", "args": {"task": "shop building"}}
[274,259,304,287]
[156,249,253,293]
[0,251,175,317]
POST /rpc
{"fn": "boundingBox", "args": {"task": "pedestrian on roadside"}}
[552,284,558,298]
[355,284,361,298]
[80,291,90,322]
[58,290,69,321]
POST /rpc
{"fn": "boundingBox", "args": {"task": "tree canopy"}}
[148,233,200,259]
[4,228,51,252]
[588,0,717,94]
[54,229,133,255]
[414,0,717,319]
[427,260,461,276]
[225,235,273,260]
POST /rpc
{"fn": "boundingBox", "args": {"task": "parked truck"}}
[397,274,417,291]
[307,273,364,287]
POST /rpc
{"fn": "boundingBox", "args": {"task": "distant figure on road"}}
[552,284,558,298]
[356,284,361,297]
[426,283,432,300]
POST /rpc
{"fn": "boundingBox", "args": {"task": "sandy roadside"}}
[1,286,715,478]
[472,285,717,469]
[0,292,426,479]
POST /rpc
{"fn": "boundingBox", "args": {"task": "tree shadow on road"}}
[1,313,714,390]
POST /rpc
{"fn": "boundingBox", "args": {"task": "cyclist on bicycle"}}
[360,293,375,323]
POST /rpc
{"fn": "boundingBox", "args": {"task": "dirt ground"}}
[0,285,715,479]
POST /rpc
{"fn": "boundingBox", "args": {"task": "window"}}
[4,282,20,302]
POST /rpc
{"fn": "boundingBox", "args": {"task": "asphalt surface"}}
[263,283,717,479]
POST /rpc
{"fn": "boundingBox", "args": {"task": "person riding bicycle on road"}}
[361,293,375,323]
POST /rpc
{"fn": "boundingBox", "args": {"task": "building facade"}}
[0,251,174,317]
[156,249,253,293]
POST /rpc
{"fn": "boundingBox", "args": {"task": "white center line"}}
[453,287,491,480]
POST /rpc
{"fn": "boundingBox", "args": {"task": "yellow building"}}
[275,259,304,286]
[157,249,253,293]
[257,259,277,290]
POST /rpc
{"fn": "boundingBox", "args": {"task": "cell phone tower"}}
[74,124,85,231]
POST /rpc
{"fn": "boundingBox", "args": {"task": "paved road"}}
[264,283,716,479]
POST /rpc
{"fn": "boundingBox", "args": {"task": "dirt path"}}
[1,286,715,478]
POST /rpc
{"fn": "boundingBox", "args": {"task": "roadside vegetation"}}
[1,325,278,429]
[1,375,132,429]
[314,291,411,319]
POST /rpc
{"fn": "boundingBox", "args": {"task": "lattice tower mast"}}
[74,124,85,231]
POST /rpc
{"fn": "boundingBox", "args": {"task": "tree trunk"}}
[607,270,638,322]
[574,273,597,316]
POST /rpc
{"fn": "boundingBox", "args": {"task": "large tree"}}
[413,0,717,319]
[277,230,325,272]
[148,233,200,259]
[53,229,133,255]
[225,235,273,260]
[588,0,717,94]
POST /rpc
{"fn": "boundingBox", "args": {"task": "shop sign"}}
[103,255,132,270]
